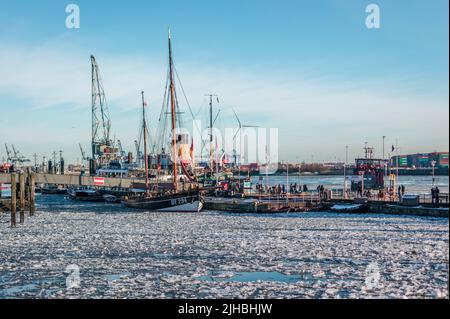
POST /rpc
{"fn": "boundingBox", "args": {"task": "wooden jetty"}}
[0,170,36,227]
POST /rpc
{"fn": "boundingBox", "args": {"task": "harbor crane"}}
[79,143,87,161]
[134,140,143,164]
[4,144,12,162]
[11,144,19,158]
[117,139,126,157]
[5,144,30,166]
[91,55,116,167]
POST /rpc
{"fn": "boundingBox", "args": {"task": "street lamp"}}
[431,160,436,187]
[344,146,349,199]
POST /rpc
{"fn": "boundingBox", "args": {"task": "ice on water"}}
[0,196,448,299]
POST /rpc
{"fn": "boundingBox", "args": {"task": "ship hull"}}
[123,193,203,212]
[68,189,105,202]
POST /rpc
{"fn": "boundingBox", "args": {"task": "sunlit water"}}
[0,194,448,299]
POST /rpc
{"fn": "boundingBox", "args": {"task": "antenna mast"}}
[205,94,218,171]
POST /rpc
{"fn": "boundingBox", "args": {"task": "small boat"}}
[68,188,104,202]
[103,194,121,204]
[41,184,68,195]
[329,204,368,213]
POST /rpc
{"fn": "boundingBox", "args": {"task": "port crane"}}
[79,143,87,161]
[116,140,126,157]
[91,55,117,168]
[4,144,30,166]
[79,143,91,169]
[4,144,12,162]
[134,140,143,165]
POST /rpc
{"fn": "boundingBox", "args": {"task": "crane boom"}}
[5,144,11,161]
[79,144,87,161]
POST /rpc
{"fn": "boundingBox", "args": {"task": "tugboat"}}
[123,30,203,212]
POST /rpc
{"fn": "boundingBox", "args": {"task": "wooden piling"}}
[30,172,36,216]
[11,173,16,228]
[19,173,25,223]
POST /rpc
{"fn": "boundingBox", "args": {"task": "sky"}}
[0,0,448,164]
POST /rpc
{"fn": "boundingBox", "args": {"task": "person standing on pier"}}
[432,186,440,207]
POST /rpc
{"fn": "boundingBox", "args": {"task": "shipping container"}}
[438,152,449,168]
[391,155,408,167]
[399,155,408,167]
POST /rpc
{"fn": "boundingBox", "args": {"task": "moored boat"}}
[123,191,203,212]
[40,184,67,195]
[103,194,121,203]
[329,204,368,213]
[68,188,104,202]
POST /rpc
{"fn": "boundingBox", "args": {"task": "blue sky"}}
[0,0,448,163]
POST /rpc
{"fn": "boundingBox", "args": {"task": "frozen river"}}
[0,195,448,299]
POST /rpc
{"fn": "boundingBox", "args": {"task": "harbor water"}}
[0,190,448,299]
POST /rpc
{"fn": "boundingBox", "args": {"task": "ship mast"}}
[141,91,149,194]
[168,29,178,190]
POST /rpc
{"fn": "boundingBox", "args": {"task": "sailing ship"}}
[123,30,203,212]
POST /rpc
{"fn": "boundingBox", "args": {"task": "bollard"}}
[19,173,25,223]
[30,172,36,216]
[11,173,16,228]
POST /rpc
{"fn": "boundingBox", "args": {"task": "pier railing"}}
[249,189,449,208]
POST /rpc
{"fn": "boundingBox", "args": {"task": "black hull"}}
[68,189,105,202]
[41,189,68,195]
[123,193,202,212]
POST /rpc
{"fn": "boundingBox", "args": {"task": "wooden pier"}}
[0,170,36,227]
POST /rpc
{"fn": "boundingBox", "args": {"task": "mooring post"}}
[19,173,25,223]
[30,172,36,216]
[11,173,17,228]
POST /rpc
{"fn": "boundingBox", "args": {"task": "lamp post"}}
[431,160,436,187]
[344,145,349,199]
[382,136,386,187]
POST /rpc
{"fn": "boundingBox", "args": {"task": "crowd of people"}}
[221,179,444,207]
[255,183,309,195]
